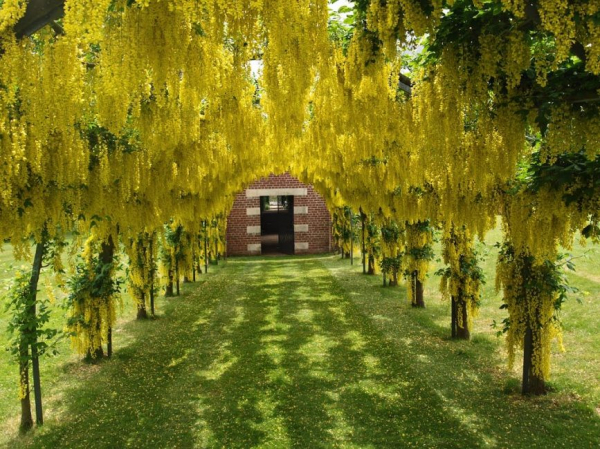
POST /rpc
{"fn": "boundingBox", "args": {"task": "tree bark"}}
[85,305,105,361]
[149,237,155,316]
[522,326,546,395]
[85,344,104,362]
[412,271,425,308]
[361,211,366,274]
[349,209,354,266]
[107,326,112,359]
[368,254,375,275]
[388,271,398,287]
[192,255,196,282]
[176,259,180,296]
[100,237,114,358]
[137,292,148,319]
[456,297,470,340]
[28,242,45,425]
[451,297,458,338]
[204,227,209,274]
[452,291,470,340]
[19,342,33,432]
[165,274,174,297]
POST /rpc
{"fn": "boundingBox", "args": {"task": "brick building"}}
[226,173,332,256]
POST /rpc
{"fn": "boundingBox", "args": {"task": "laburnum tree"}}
[0,3,595,429]
[438,224,485,340]
[379,217,404,287]
[5,230,65,431]
[404,221,434,308]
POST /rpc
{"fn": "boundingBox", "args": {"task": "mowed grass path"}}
[2,254,600,448]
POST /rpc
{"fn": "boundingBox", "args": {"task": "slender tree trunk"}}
[522,326,546,395]
[368,254,375,275]
[456,297,470,340]
[27,242,45,426]
[192,251,196,282]
[85,336,104,361]
[137,292,148,319]
[361,211,366,274]
[19,341,33,432]
[451,297,458,338]
[165,272,174,297]
[204,226,209,274]
[176,259,180,296]
[388,270,398,287]
[149,237,155,316]
[101,237,115,358]
[85,307,104,361]
[412,271,425,308]
[83,236,114,361]
[451,291,470,339]
[349,210,354,266]
[107,326,112,358]
[137,240,148,319]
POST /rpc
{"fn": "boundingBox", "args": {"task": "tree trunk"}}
[107,326,112,358]
[100,237,115,358]
[452,292,470,340]
[137,292,148,319]
[451,297,458,338]
[85,344,104,362]
[149,237,155,316]
[176,259,180,296]
[349,210,354,266]
[412,271,425,308]
[19,342,33,432]
[165,279,174,297]
[456,297,470,340]
[100,236,114,265]
[522,326,546,395]
[165,267,174,297]
[368,254,375,275]
[85,307,105,361]
[203,224,209,274]
[388,270,398,287]
[27,242,45,425]
[361,211,366,274]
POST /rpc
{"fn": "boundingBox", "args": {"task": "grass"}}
[0,233,598,448]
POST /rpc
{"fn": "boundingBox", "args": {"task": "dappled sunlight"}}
[197,346,238,381]
[7,256,599,448]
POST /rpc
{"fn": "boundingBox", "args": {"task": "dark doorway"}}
[260,196,294,255]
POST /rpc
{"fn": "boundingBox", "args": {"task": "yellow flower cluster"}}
[68,234,120,357]
[440,226,481,332]
[496,245,564,380]
[0,0,25,34]
[123,232,157,314]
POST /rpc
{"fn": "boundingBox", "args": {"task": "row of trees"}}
[4,218,226,432]
[331,202,581,396]
[0,0,597,426]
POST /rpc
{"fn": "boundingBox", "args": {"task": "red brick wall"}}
[226,173,332,256]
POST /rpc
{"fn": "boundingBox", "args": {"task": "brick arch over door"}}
[226,173,332,256]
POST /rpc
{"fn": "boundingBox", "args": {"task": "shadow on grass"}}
[8,256,600,448]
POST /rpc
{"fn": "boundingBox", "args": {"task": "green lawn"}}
[0,235,599,448]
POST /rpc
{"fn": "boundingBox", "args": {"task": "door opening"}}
[260,195,294,255]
